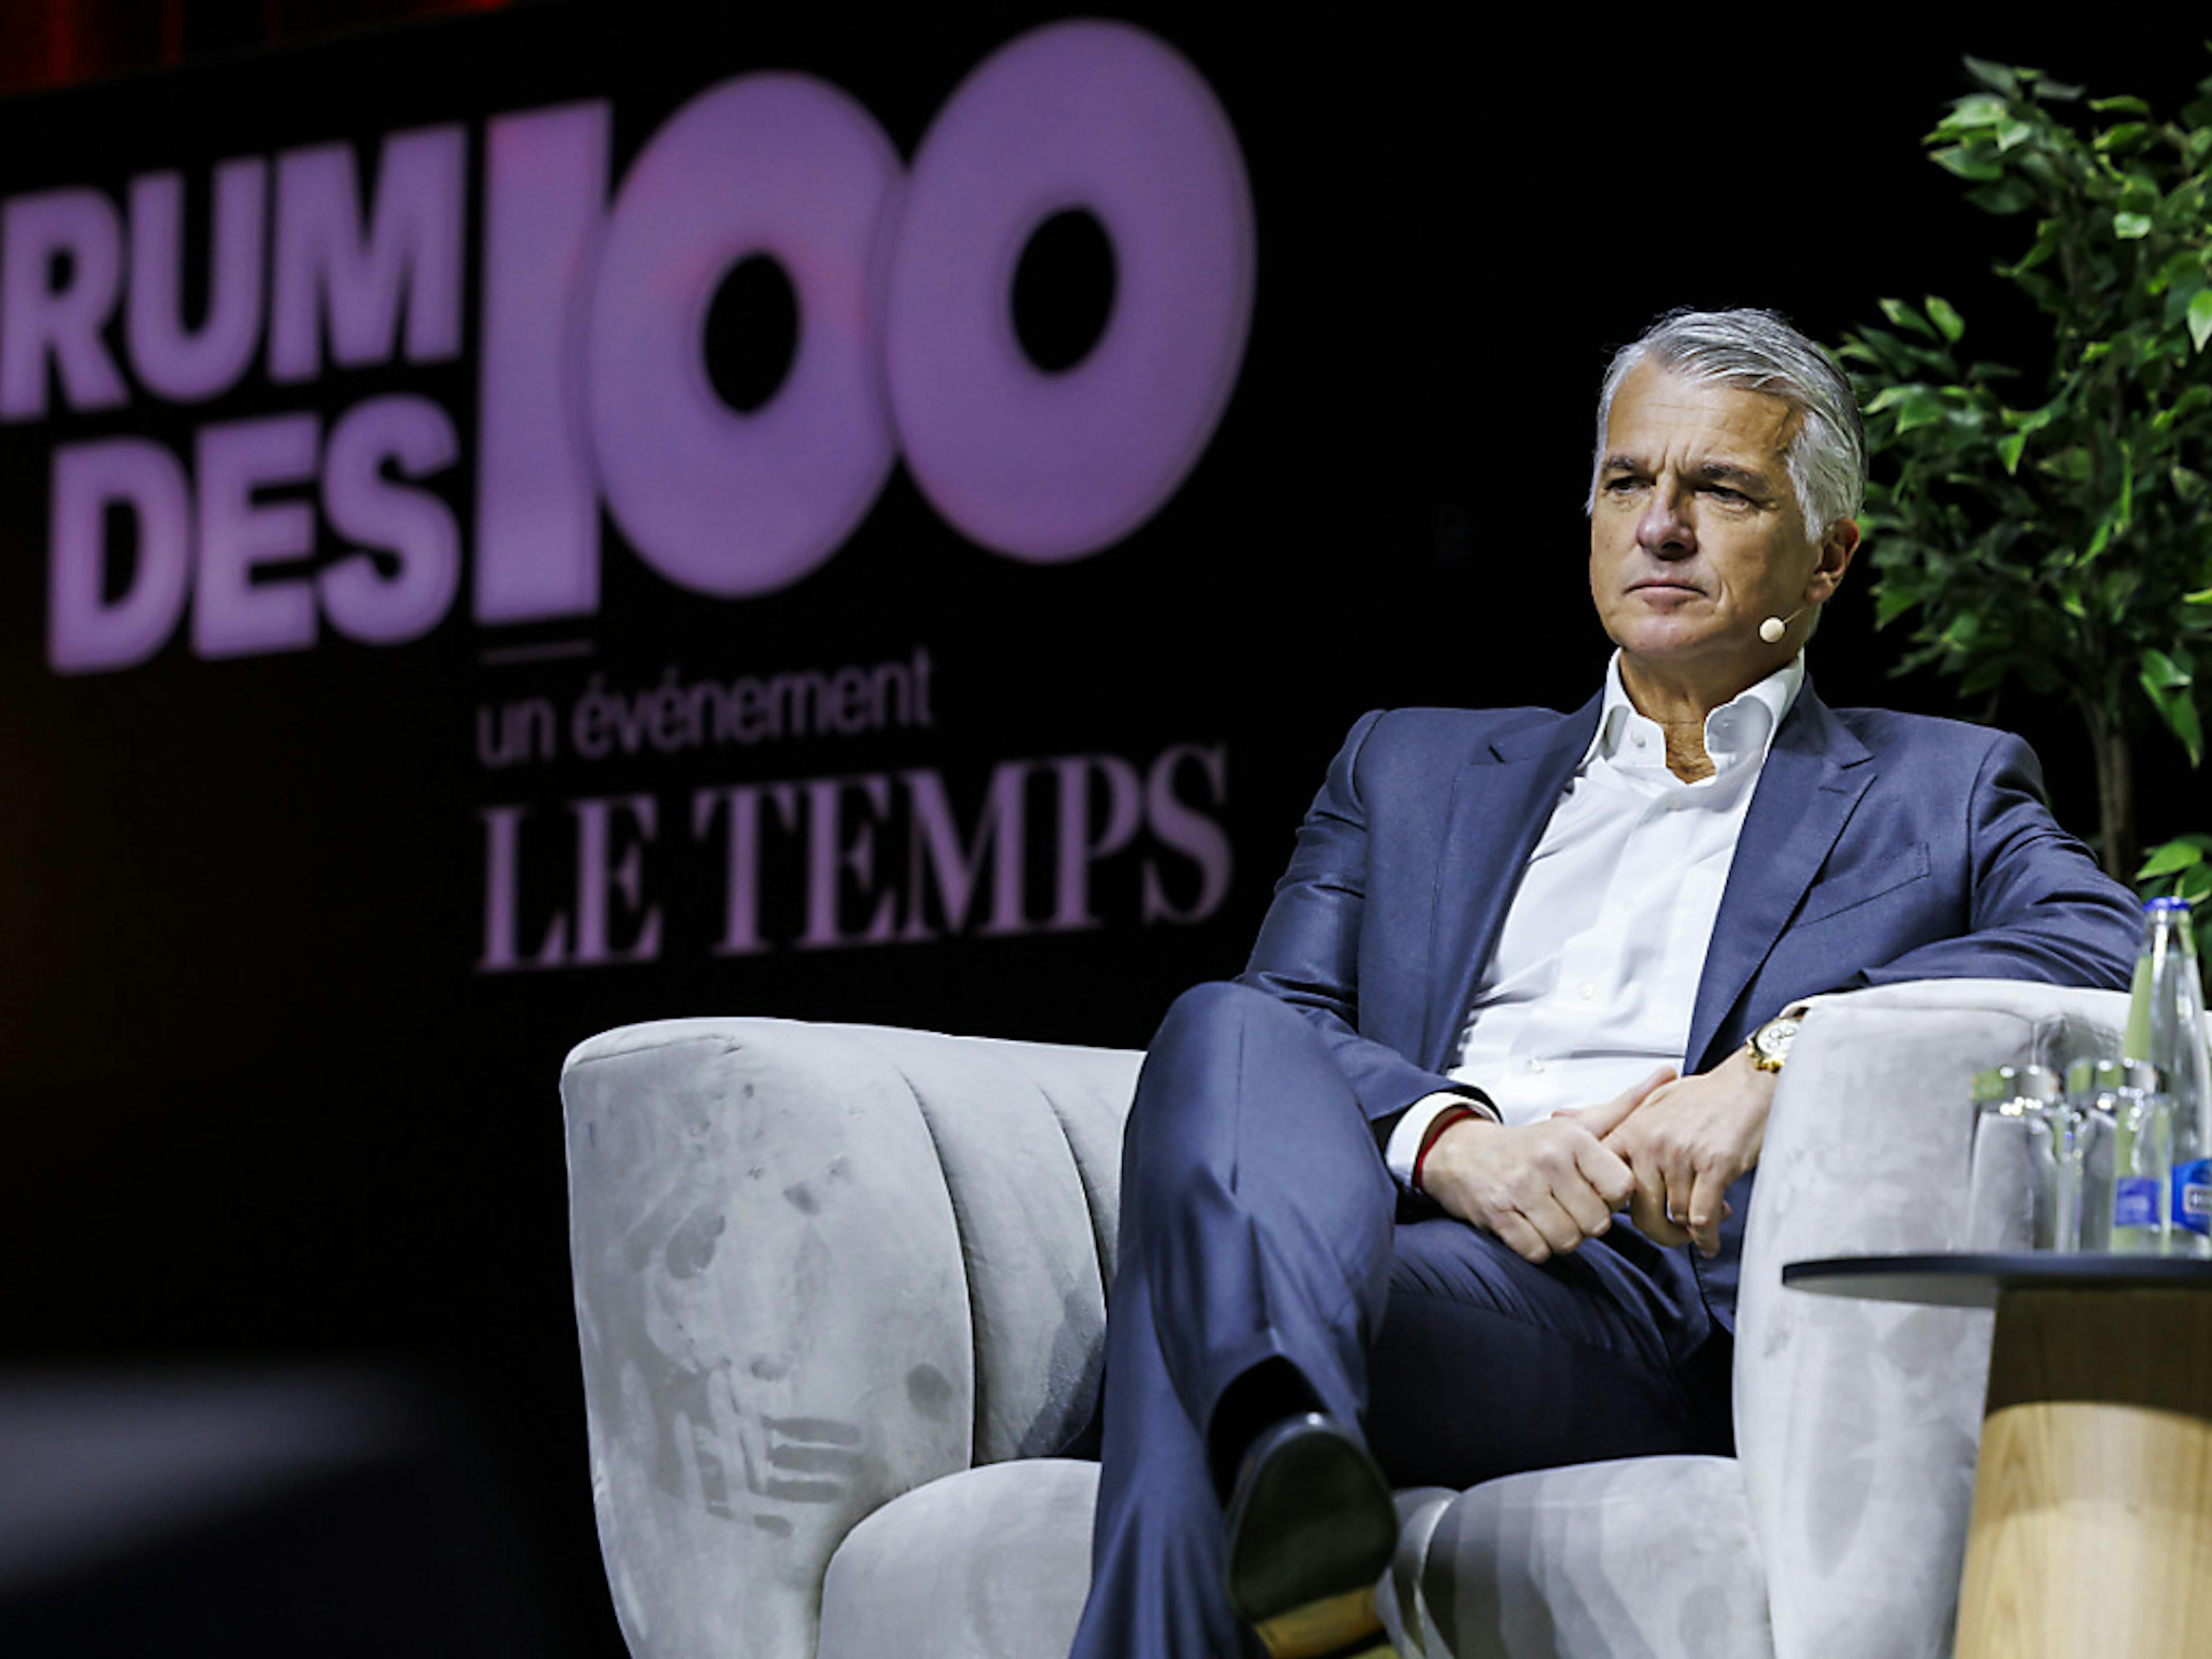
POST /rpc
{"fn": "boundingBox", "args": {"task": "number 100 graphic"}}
[480,18,1257,621]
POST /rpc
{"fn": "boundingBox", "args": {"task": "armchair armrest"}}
[562,1018,1139,1658]
[1736,979,2126,1659]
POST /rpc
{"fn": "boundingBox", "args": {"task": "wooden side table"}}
[1785,1253,2212,1659]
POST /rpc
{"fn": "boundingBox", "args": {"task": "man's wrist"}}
[1384,1089,1498,1186]
[1411,1107,1480,1193]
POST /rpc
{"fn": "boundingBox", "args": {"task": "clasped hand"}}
[1418,1051,1776,1263]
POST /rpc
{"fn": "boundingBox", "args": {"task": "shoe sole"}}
[1251,1584,1397,1659]
[1226,1417,1399,1659]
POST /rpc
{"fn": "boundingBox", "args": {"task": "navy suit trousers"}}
[1069,982,1733,1658]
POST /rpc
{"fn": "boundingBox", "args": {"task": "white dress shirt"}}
[1384,652,1805,1183]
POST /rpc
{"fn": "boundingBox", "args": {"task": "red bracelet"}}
[1412,1105,1480,1193]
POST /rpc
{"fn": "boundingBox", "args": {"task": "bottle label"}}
[2115,1176,2161,1230]
[2174,1160,2212,1237]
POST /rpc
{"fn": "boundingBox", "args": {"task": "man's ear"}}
[1808,518,1859,603]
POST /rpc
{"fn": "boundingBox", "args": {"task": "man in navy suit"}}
[1067,310,2141,1659]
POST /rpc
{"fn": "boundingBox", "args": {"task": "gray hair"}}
[1585,308,1866,537]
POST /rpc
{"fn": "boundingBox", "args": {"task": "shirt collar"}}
[1588,650,1804,779]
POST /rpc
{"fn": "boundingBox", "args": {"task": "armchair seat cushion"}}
[819,1453,1774,1659]
[818,1460,1097,1659]
[1411,1454,1771,1659]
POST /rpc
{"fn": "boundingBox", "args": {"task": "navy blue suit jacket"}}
[1237,683,2141,1324]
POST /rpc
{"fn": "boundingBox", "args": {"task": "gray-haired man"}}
[1068,309,2139,1659]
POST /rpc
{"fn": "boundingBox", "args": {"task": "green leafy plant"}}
[1837,55,2212,896]
[2139,830,2212,903]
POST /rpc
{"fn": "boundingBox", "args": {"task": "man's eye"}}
[1704,484,1747,502]
[1604,476,1642,492]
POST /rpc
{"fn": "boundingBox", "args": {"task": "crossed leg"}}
[1067,983,1730,1658]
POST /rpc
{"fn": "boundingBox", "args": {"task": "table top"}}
[1784,1252,2212,1309]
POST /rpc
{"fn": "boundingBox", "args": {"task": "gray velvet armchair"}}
[561,978,2127,1658]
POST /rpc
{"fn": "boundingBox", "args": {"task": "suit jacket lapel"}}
[1422,694,1602,1071]
[1684,686,1874,1070]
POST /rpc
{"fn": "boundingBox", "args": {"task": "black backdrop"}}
[0,5,2206,1652]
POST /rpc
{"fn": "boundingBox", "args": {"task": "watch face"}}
[1755,1017,1800,1059]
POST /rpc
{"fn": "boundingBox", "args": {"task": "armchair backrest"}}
[562,1019,1139,1659]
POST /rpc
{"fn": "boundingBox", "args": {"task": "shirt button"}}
[1527,1056,1546,1073]
[1579,983,1595,1001]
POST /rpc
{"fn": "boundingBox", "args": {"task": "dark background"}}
[0,3,2206,1653]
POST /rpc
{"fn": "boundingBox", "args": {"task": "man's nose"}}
[1637,483,1695,557]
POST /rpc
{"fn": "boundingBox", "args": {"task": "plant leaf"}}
[2115,211,2154,239]
[1934,145,2006,182]
[1880,297,1940,338]
[1893,389,1949,433]
[2163,692,2205,766]
[1942,93,2011,129]
[2138,840,2206,879]
[1963,56,2022,98]
[1967,179,2037,215]
[1873,584,1923,627]
[2188,290,2212,352]
[2044,445,2093,483]
[1941,612,1984,652]
[1926,295,1966,340]
[2143,647,2192,690]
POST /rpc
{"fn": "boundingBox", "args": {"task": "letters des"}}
[18,22,1256,674]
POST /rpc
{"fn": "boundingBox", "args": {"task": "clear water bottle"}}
[1967,1063,2065,1249]
[2124,897,2212,1259]
[2067,1057,2158,1252]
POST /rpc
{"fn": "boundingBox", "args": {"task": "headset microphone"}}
[1759,607,1805,645]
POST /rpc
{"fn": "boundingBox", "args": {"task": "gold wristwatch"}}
[1745,1013,1802,1074]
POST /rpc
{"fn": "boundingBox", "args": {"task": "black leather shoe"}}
[1222,1412,1400,1659]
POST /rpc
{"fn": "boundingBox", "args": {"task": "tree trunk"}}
[2082,698,2138,883]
